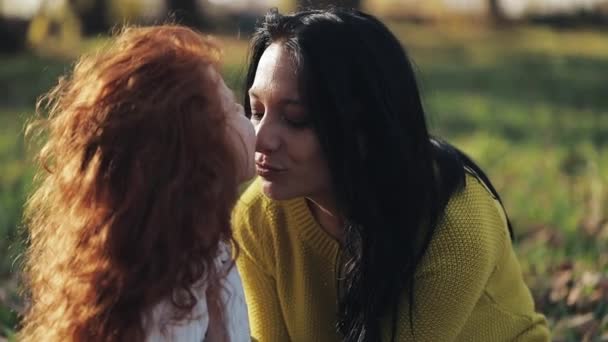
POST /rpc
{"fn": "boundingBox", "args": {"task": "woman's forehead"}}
[249,43,299,100]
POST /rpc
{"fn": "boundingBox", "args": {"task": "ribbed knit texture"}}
[233,174,550,341]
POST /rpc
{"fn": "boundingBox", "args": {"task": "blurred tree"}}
[167,0,206,28]
[69,0,110,35]
[0,17,29,53]
[296,0,361,9]
[109,0,145,25]
[27,2,81,56]
[488,0,507,23]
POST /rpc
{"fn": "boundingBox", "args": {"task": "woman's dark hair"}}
[244,8,512,341]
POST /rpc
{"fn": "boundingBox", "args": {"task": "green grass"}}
[0,54,70,280]
[1,22,607,340]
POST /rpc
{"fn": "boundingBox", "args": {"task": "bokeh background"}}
[1,0,607,340]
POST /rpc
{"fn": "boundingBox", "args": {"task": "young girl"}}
[20,25,253,341]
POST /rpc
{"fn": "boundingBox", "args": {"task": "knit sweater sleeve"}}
[387,175,508,341]
[232,185,290,341]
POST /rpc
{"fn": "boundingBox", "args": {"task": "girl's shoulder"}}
[144,244,250,341]
[144,281,209,341]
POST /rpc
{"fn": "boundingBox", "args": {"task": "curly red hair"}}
[20,25,240,341]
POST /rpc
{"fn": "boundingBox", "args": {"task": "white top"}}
[144,246,250,341]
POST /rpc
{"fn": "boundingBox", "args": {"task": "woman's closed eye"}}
[283,115,311,128]
[250,111,310,129]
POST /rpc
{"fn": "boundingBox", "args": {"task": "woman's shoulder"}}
[233,177,299,236]
[414,171,510,284]
[444,171,506,220]
[234,178,277,219]
[233,179,275,243]
[435,171,510,248]
[232,178,287,268]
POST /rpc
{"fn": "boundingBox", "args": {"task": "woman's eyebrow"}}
[248,90,302,107]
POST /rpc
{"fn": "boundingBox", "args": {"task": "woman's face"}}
[248,43,332,201]
[216,71,256,184]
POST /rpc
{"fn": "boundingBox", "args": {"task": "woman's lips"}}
[255,162,286,179]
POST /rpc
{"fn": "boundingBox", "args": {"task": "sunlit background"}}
[1,0,607,341]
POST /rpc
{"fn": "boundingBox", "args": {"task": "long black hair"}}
[244,8,513,341]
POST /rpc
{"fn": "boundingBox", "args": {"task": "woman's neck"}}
[306,194,344,242]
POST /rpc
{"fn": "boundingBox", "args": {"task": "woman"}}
[233,8,550,341]
[20,25,253,341]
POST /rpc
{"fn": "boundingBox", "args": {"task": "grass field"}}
[1,21,607,341]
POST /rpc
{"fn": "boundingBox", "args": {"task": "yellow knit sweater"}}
[233,174,550,341]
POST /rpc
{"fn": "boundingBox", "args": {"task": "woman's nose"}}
[254,115,281,154]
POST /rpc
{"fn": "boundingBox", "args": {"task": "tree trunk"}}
[167,0,204,28]
[0,17,29,53]
[296,0,362,10]
[69,0,109,35]
[488,0,507,23]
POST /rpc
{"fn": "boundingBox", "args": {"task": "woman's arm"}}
[388,178,506,341]
[232,186,290,341]
[236,251,290,341]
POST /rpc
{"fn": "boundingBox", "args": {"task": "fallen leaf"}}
[581,271,601,287]
[550,269,573,302]
[567,285,581,307]
[566,313,595,332]
[581,318,600,341]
